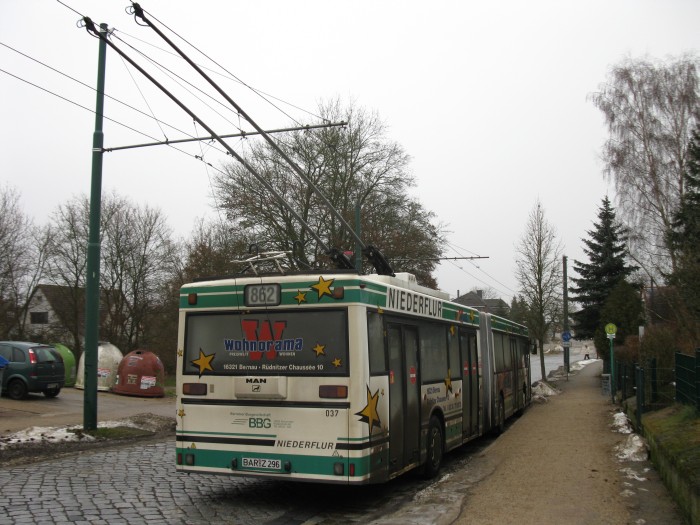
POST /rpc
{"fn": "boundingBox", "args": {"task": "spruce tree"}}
[570,197,635,340]
[668,125,700,321]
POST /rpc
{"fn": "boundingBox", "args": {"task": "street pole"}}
[605,323,617,403]
[563,255,569,375]
[84,22,108,431]
[609,335,615,403]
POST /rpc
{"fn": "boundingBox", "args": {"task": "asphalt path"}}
[0,387,175,435]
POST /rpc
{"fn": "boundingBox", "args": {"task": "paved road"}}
[0,387,175,435]
[0,361,686,525]
[0,431,498,524]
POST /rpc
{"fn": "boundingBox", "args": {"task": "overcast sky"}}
[2,1,699,301]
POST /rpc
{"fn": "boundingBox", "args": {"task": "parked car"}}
[0,342,65,399]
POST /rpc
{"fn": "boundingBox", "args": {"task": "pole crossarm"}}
[104,121,347,152]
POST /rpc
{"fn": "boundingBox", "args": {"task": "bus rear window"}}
[184,310,348,376]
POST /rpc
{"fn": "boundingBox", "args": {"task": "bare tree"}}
[0,185,51,339]
[590,54,700,278]
[99,192,176,350]
[179,218,251,282]
[46,197,90,352]
[214,99,444,286]
[46,192,177,354]
[515,200,564,382]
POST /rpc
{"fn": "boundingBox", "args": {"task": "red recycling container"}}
[112,350,165,397]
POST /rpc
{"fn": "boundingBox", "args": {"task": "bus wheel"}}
[423,416,443,479]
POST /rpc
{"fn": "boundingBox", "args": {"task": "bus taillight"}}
[319,385,348,398]
[183,383,207,395]
[187,293,197,305]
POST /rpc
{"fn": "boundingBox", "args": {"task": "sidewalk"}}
[453,361,686,525]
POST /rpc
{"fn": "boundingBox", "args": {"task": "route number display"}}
[244,284,281,306]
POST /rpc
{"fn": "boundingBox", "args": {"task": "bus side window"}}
[368,311,387,374]
[448,327,460,378]
[420,324,448,382]
[494,333,505,372]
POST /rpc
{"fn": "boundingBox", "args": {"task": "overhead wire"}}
[135,6,321,126]
[0,40,216,151]
[115,27,324,123]
[0,66,231,180]
[117,49,168,141]
[443,240,518,298]
[110,31,245,134]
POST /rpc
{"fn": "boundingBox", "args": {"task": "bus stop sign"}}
[605,323,617,339]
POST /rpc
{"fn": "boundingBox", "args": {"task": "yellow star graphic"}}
[332,357,342,368]
[294,290,307,304]
[444,371,453,394]
[469,310,475,322]
[311,276,334,299]
[450,325,456,336]
[191,349,215,377]
[355,386,381,435]
[177,348,183,357]
[313,343,326,357]
[177,408,186,417]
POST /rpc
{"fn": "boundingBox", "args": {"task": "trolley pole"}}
[84,22,108,431]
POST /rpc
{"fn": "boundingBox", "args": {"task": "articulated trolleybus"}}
[176,270,531,484]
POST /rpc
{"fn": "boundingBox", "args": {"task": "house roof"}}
[453,291,509,313]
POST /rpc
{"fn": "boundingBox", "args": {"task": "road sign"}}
[605,323,617,335]
[562,331,571,342]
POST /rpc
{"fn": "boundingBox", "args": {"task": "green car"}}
[0,341,65,400]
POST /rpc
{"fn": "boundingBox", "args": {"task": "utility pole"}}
[84,22,108,431]
[563,255,570,376]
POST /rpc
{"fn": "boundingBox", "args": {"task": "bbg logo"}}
[249,417,272,429]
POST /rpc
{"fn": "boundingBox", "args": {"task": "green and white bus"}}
[176,270,531,484]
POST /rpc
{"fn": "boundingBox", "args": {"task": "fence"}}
[613,351,699,428]
[675,349,700,411]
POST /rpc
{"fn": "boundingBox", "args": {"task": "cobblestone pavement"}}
[0,438,487,525]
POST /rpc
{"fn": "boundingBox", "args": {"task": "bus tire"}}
[423,416,443,479]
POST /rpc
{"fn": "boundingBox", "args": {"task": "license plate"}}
[47,383,58,389]
[242,457,281,470]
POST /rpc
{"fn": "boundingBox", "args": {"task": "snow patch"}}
[616,434,649,462]
[620,467,650,482]
[611,411,633,434]
[532,381,561,397]
[570,358,600,371]
[0,417,151,450]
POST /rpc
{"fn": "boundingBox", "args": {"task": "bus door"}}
[460,329,479,438]
[510,338,520,413]
[387,324,420,473]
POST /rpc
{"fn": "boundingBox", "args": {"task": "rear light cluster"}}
[318,385,348,398]
[183,383,207,395]
[177,452,195,466]
[28,349,37,364]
